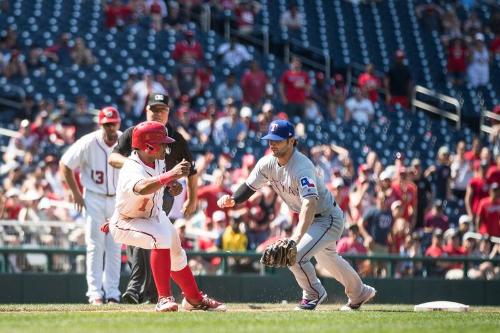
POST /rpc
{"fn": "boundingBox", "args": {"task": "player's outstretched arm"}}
[134,159,191,195]
[217,182,255,208]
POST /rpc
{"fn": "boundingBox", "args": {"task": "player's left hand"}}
[182,198,197,217]
[167,181,183,197]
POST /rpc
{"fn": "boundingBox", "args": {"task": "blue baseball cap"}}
[261,120,295,141]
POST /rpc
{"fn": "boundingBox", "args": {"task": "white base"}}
[414,301,469,312]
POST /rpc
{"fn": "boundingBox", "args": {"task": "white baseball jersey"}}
[114,151,166,219]
[60,129,122,195]
[246,149,335,214]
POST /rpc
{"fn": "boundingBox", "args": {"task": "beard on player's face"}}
[102,123,119,142]
[269,139,291,157]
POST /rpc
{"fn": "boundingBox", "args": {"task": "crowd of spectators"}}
[0,0,498,279]
[415,0,499,89]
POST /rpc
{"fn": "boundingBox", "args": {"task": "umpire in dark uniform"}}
[108,92,198,303]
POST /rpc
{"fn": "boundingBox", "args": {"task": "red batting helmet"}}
[132,121,175,155]
[98,107,121,125]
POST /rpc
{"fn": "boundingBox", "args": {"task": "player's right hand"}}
[71,192,85,213]
[217,194,235,208]
[171,159,191,179]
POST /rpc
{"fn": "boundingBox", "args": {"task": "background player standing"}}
[59,107,122,305]
[109,121,225,312]
[109,93,198,304]
[218,119,376,311]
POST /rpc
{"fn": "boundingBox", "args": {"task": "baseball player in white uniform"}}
[60,107,123,305]
[108,121,226,312]
[218,119,376,311]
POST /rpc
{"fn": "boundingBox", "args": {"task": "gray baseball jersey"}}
[246,149,335,214]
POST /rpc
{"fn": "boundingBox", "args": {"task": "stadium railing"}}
[1,247,498,279]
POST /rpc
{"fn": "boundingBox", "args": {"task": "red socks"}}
[171,265,202,302]
[150,249,171,298]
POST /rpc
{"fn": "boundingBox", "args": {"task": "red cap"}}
[358,164,370,173]
[276,112,289,120]
[98,107,121,125]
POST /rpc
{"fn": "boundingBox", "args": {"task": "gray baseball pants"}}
[288,205,365,303]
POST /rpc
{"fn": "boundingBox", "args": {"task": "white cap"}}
[475,32,485,41]
[459,215,472,225]
[240,106,252,118]
[174,218,187,229]
[212,210,226,223]
[262,102,273,113]
[391,200,403,211]
[379,170,392,181]
[438,146,450,156]
[332,178,344,188]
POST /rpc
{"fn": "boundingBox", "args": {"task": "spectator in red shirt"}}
[464,137,481,162]
[104,0,132,29]
[447,38,468,86]
[465,160,490,221]
[491,33,500,54]
[391,167,418,222]
[425,229,445,258]
[197,169,232,220]
[235,1,260,35]
[476,182,500,237]
[424,229,447,277]
[241,60,268,109]
[424,199,449,232]
[358,63,381,103]
[486,155,500,185]
[172,30,204,62]
[279,56,310,119]
[337,224,367,255]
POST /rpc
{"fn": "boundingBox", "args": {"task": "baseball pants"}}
[124,246,156,302]
[288,205,365,303]
[121,192,175,302]
[84,191,122,302]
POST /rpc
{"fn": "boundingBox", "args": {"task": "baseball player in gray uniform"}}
[218,119,376,310]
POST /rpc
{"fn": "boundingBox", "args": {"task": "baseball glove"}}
[260,239,297,267]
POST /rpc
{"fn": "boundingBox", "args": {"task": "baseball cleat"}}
[121,292,139,304]
[155,296,178,312]
[295,292,327,311]
[89,298,104,306]
[106,298,120,304]
[182,294,227,312]
[340,285,376,311]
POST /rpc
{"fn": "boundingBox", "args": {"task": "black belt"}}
[314,201,337,218]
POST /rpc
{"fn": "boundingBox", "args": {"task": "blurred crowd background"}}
[0,0,499,279]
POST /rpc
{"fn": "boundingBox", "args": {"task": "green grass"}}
[0,304,499,333]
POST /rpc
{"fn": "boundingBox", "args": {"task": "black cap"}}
[147,93,169,106]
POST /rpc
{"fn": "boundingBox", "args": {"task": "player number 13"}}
[91,170,104,184]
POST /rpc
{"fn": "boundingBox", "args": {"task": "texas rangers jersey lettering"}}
[246,150,335,213]
[60,129,121,195]
[114,151,166,219]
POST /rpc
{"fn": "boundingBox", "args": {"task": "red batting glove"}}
[100,222,110,234]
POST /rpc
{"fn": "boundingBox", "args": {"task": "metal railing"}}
[412,85,462,129]
[480,108,500,135]
[1,247,498,279]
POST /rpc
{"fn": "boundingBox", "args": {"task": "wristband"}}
[155,171,176,186]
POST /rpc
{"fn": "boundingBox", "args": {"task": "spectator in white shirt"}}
[131,70,166,118]
[217,38,252,69]
[345,87,374,125]
[280,4,304,31]
[216,72,243,105]
[450,140,473,200]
